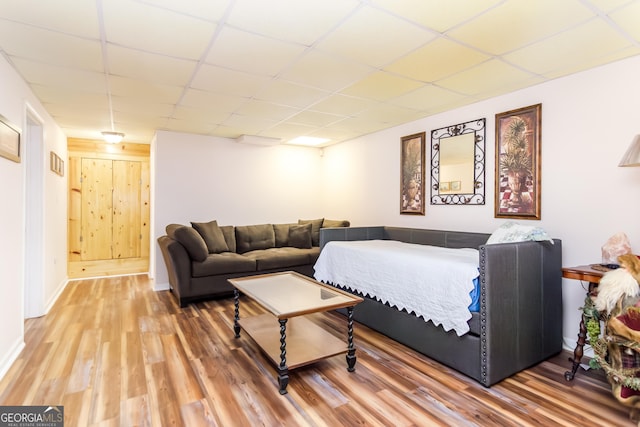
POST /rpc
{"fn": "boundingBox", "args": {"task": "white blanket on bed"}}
[313,240,479,336]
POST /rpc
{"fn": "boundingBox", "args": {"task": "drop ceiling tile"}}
[286,110,344,127]
[308,94,372,116]
[328,116,389,133]
[102,0,216,60]
[234,100,299,122]
[255,80,330,108]
[9,57,105,91]
[32,85,108,107]
[503,19,635,76]
[448,0,595,55]
[437,59,536,96]
[179,89,248,112]
[389,84,467,112]
[109,76,183,103]
[281,50,374,92]
[315,5,437,68]
[137,0,231,22]
[43,104,110,121]
[111,98,175,117]
[587,0,632,13]
[191,64,270,98]
[108,45,197,86]
[164,118,217,135]
[113,111,169,128]
[371,0,502,32]
[543,45,640,79]
[171,106,230,124]
[0,21,103,71]
[354,104,426,124]
[307,128,360,144]
[227,0,359,45]
[609,1,640,42]
[205,27,306,77]
[0,0,99,38]
[259,122,317,140]
[340,71,424,101]
[221,113,278,134]
[385,37,489,82]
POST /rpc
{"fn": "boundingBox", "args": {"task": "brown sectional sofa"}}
[157,218,349,306]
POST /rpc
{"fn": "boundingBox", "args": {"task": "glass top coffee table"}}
[228,271,363,394]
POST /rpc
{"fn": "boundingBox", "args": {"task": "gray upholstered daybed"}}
[316,226,563,387]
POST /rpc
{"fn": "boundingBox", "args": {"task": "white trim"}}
[0,338,25,381]
[154,281,170,291]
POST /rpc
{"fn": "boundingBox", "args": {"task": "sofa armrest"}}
[157,235,193,301]
[479,238,563,386]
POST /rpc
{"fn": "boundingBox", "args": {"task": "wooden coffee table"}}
[228,271,363,394]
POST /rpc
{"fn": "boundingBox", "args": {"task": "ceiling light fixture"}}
[101,131,124,144]
[619,135,640,167]
[287,136,330,147]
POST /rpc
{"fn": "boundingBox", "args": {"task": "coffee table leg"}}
[346,306,357,372]
[278,319,289,394]
[233,289,241,338]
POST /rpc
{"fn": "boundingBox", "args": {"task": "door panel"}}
[112,160,141,259]
[81,158,113,261]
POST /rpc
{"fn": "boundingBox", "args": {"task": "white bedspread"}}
[313,240,479,336]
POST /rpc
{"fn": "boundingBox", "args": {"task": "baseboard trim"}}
[154,281,170,291]
[0,338,25,382]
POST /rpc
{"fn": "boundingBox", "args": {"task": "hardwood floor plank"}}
[0,275,637,426]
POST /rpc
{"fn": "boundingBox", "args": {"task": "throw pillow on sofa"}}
[298,218,323,246]
[288,223,312,249]
[191,220,229,253]
[322,219,350,228]
[235,224,276,253]
[172,226,208,262]
[273,223,292,247]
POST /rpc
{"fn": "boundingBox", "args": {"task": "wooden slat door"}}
[81,158,113,261]
[112,160,141,259]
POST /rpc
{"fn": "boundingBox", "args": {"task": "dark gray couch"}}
[157,219,348,306]
[318,226,563,387]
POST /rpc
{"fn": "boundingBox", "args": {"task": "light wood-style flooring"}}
[0,275,635,426]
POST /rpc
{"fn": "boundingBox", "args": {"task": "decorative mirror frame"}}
[430,118,486,205]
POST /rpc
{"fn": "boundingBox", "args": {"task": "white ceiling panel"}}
[205,27,306,77]
[316,5,437,68]
[0,20,103,71]
[227,0,359,46]
[0,0,638,145]
[341,72,424,101]
[280,50,373,92]
[102,0,217,60]
[385,37,489,83]
[108,46,197,86]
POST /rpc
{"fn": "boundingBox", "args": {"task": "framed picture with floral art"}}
[400,132,426,215]
[495,104,541,220]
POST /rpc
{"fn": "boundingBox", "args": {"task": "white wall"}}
[321,54,640,352]
[152,131,324,288]
[0,55,68,378]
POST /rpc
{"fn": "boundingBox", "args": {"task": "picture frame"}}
[400,132,426,215]
[495,103,541,219]
[50,151,64,177]
[0,114,21,163]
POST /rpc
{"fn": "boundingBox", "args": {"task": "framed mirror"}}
[430,118,486,205]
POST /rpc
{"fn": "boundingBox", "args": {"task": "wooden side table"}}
[562,264,605,381]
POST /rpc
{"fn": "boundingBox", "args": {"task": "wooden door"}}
[68,138,150,278]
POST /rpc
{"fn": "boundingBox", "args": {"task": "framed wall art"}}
[50,151,64,177]
[0,114,21,163]
[400,132,426,215]
[495,103,541,220]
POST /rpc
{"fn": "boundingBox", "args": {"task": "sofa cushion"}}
[192,252,257,277]
[172,226,208,262]
[322,219,350,228]
[244,247,315,270]
[235,224,276,254]
[289,223,312,249]
[273,223,293,247]
[220,225,236,253]
[191,220,229,254]
[298,218,323,246]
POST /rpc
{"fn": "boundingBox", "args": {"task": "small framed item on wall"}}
[495,103,542,220]
[400,132,426,215]
[0,114,21,163]
[50,151,64,177]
